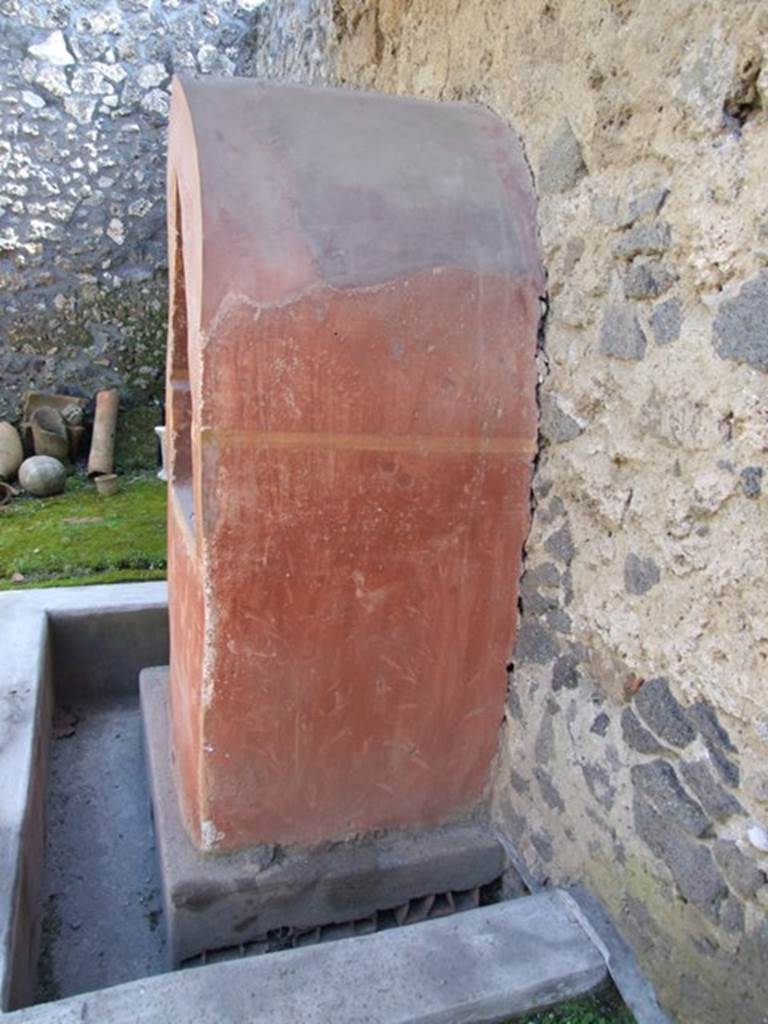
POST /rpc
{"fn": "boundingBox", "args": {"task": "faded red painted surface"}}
[166,77,543,852]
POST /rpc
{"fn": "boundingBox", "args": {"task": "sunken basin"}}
[0,586,609,1022]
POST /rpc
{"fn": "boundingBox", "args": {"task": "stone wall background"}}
[330,3,768,1022]
[0,0,331,420]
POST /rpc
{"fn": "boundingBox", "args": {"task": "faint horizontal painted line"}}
[201,429,535,457]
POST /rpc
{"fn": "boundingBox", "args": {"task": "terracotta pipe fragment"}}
[88,388,119,478]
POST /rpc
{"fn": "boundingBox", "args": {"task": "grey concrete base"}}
[11,891,607,1024]
[140,666,507,967]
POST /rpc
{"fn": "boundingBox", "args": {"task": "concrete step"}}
[13,890,608,1024]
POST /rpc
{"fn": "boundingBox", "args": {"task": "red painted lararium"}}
[165,76,543,853]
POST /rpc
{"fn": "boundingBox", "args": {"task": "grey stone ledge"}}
[8,891,607,1024]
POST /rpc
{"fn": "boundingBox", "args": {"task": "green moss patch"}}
[0,473,166,590]
[510,984,635,1024]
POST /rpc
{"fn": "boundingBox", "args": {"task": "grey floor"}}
[36,696,166,1004]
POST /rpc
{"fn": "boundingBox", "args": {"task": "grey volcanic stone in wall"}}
[600,304,647,360]
[544,523,575,563]
[719,896,744,934]
[626,187,669,224]
[680,761,743,822]
[686,701,736,753]
[534,714,555,764]
[713,840,767,899]
[531,562,561,587]
[590,712,610,736]
[631,760,710,838]
[509,768,530,795]
[633,794,726,919]
[506,678,524,722]
[624,553,660,595]
[623,261,676,300]
[621,708,667,755]
[530,830,554,863]
[544,608,572,634]
[542,495,566,521]
[515,618,558,664]
[538,119,587,194]
[614,221,672,260]
[582,762,616,811]
[552,656,579,691]
[634,677,695,748]
[706,741,740,788]
[535,767,566,813]
[540,393,584,443]
[651,297,683,344]
[740,465,763,498]
[520,584,557,616]
[520,563,561,615]
[713,270,768,373]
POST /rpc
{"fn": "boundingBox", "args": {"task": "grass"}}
[0,472,167,590]
[510,985,635,1024]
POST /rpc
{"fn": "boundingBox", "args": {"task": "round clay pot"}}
[18,456,67,497]
[31,407,70,464]
[0,481,13,507]
[0,422,23,481]
[94,473,119,497]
